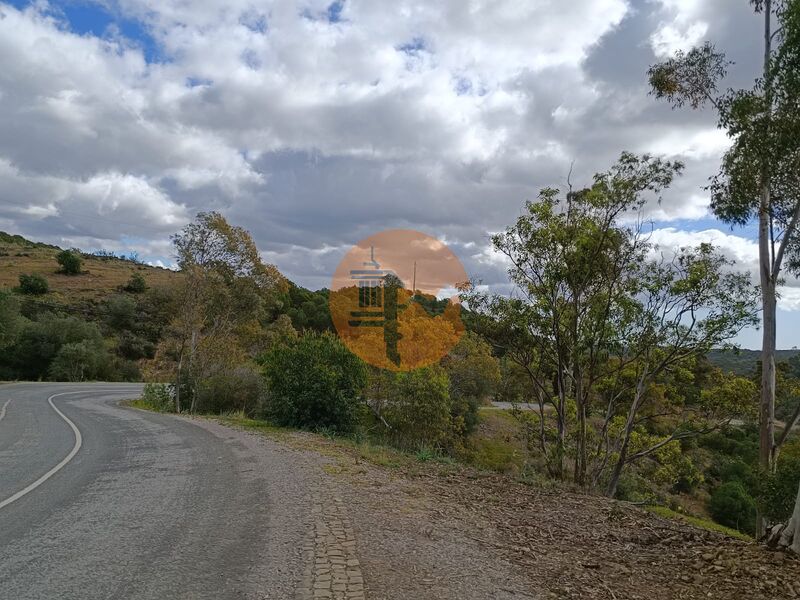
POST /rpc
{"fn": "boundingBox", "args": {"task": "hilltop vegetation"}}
[0,232,178,310]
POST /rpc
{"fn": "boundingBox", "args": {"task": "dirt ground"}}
[250,426,800,600]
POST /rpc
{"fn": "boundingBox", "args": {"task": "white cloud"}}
[0,0,791,327]
[644,127,730,161]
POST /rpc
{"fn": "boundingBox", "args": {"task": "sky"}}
[0,0,796,349]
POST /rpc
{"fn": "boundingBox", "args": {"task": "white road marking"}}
[0,398,10,422]
[0,391,86,511]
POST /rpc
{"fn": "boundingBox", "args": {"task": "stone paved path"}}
[297,491,366,600]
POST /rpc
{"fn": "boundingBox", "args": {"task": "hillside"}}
[0,231,179,308]
[707,348,800,376]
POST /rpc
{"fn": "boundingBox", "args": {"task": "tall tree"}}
[465,154,757,490]
[649,0,800,536]
[166,212,285,412]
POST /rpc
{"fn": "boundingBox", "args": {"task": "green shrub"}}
[382,365,452,449]
[262,332,367,432]
[759,450,800,523]
[48,339,113,381]
[140,383,174,411]
[195,366,265,415]
[105,294,137,331]
[18,273,49,295]
[442,333,500,403]
[15,314,104,379]
[709,481,756,534]
[0,291,23,351]
[123,272,147,293]
[56,249,83,275]
[116,331,155,360]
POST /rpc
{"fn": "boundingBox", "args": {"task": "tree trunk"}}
[756,2,775,540]
[188,329,198,414]
[607,401,637,498]
[175,350,183,413]
[607,374,647,497]
[758,193,777,538]
[573,357,588,487]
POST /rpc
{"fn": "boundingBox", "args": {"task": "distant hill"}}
[707,348,800,376]
[0,231,179,308]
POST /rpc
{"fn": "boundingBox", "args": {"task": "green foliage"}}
[283,284,332,332]
[14,314,104,379]
[698,425,759,463]
[105,294,137,331]
[709,481,756,535]
[464,153,757,492]
[646,505,752,541]
[139,383,174,412]
[48,339,113,381]
[116,331,155,360]
[195,366,265,415]
[759,446,800,523]
[0,291,24,351]
[442,332,500,436]
[380,365,453,449]
[123,272,147,293]
[166,212,287,412]
[18,273,49,295]
[262,332,367,432]
[56,249,83,275]
[443,332,500,403]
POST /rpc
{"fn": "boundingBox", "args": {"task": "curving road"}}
[0,383,312,599]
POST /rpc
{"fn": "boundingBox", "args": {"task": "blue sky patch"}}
[326,0,345,23]
[8,0,162,63]
[397,37,426,56]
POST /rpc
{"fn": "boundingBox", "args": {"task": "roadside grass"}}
[126,397,171,412]
[468,408,528,474]
[645,505,752,541]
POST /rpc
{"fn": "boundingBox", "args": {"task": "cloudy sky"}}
[0,0,794,348]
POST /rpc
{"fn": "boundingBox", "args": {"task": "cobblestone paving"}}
[297,491,366,600]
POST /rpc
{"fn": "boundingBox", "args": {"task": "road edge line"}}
[0,391,85,511]
[0,398,10,422]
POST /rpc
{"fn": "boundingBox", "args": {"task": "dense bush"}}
[443,333,500,402]
[0,291,24,351]
[48,339,113,381]
[381,365,453,449]
[18,273,49,295]
[56,249,83,275]
[140,383,175,411]
[709,481,756,534]
[195,366,265,415]
[262,332,367,432]
[442,333,500,436]
[116,331,156,360]
[14,314,105,379]
[759,448,800,523]
[123,272,147,293]
[105,294,137,331]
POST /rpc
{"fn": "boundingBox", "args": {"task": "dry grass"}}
[0,235,178,305]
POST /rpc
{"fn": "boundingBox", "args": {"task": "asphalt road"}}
[0,382,310,599]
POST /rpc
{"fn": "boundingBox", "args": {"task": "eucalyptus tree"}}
[464,153,757,491]
[648,1,800,507]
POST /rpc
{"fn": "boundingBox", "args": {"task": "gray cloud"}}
[0,0,784,315]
